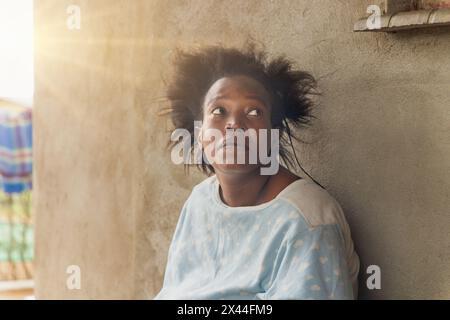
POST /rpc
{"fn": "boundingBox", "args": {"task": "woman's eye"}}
[211,107,224,115]
[247,109,260,116]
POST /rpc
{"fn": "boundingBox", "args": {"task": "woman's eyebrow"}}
[208,94,269,108]
[244,95,269,108]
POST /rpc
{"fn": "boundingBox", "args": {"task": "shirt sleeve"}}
[263,223,354,300]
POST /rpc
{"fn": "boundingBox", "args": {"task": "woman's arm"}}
[262,224,354,300]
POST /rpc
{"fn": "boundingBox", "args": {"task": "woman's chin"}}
[213,163,260,175]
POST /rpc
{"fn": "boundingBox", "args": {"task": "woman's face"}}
[200,75,273,174]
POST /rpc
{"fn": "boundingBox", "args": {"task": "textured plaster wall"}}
[34,0,450,299]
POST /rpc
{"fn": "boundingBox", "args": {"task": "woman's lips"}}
[219,140,249,151]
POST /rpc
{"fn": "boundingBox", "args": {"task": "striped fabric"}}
[0,108,32,193]
[0,103,33,280]
[0,190,33,280]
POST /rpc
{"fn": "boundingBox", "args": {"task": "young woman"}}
[154,43,360,300]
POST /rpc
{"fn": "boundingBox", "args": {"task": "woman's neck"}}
[215,169,271,207]
[214,166,300,207]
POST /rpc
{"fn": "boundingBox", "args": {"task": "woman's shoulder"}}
[278,178,349,230]
[191,175,217,195]
[182,175,217,206]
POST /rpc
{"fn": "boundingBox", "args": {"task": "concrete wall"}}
[34,0,450,299]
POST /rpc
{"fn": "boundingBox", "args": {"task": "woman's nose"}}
[225,116,245,130]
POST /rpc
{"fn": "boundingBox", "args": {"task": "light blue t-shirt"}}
[154,175,360,300]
